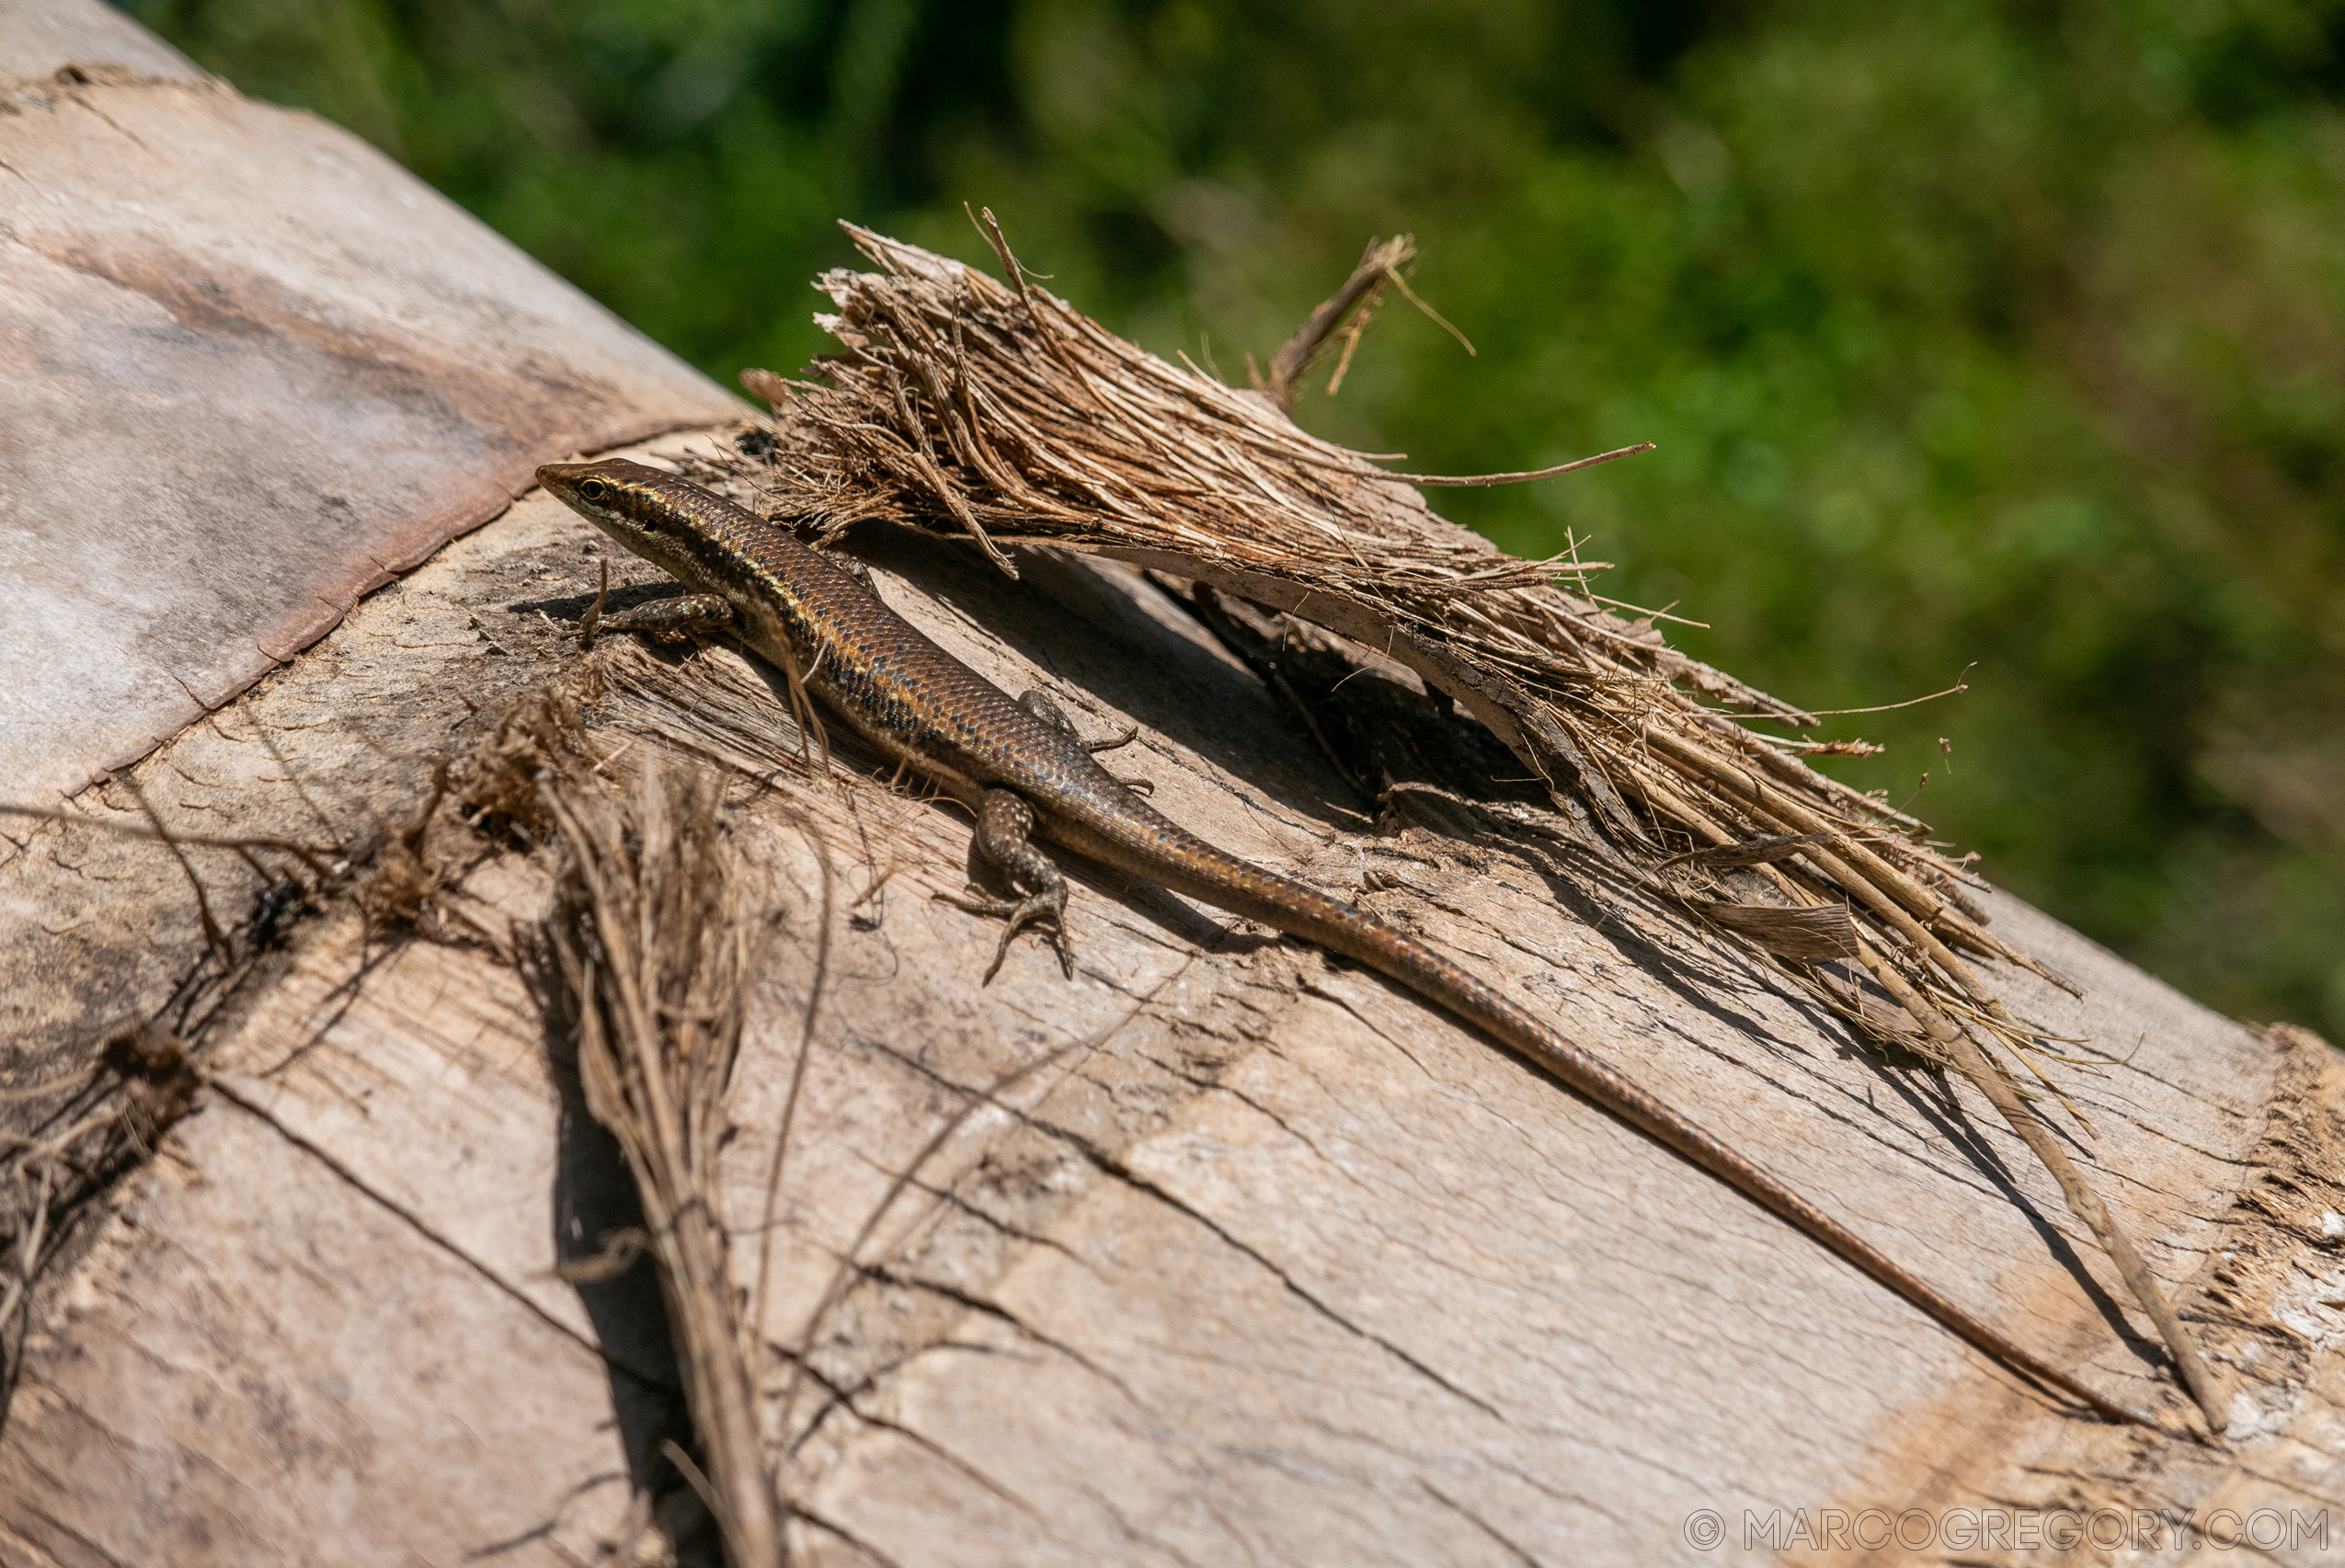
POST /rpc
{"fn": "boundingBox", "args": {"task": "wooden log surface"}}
[0,0,740,807]
[4,7,2342,1564]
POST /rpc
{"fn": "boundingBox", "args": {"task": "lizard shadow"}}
[507,578,681,624]
[791,532,1928,1109]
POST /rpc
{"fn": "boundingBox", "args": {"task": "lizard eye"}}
[577,477,610,503]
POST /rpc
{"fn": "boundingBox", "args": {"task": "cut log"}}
[3,6,2339,1564]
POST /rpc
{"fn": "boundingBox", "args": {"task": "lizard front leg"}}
[940,788,1074,982]
[579,560,737,647]
[601,594,737,642]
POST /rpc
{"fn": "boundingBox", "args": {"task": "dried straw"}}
[723,217,2225,1429]
[544,761,783,1564]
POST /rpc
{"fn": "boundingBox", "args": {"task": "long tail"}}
[1061,811,2156,1429]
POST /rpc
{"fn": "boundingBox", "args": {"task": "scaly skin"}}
[539,457,2152,1429]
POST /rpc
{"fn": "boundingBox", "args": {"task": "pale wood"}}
[0,2,741,805]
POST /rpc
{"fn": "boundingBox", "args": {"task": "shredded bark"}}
[0,786,369,1391]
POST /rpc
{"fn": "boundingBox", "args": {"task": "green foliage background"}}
[130,0,2345,1037]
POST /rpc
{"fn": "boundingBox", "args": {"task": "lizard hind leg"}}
[942,788,1074,982]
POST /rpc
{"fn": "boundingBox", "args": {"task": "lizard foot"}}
[586,590,738,647]
[1021,690,1137,753]
[936,887,1073,982]
[947,788,1076,982]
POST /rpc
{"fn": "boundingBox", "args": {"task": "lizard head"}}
[535,457,701,579]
